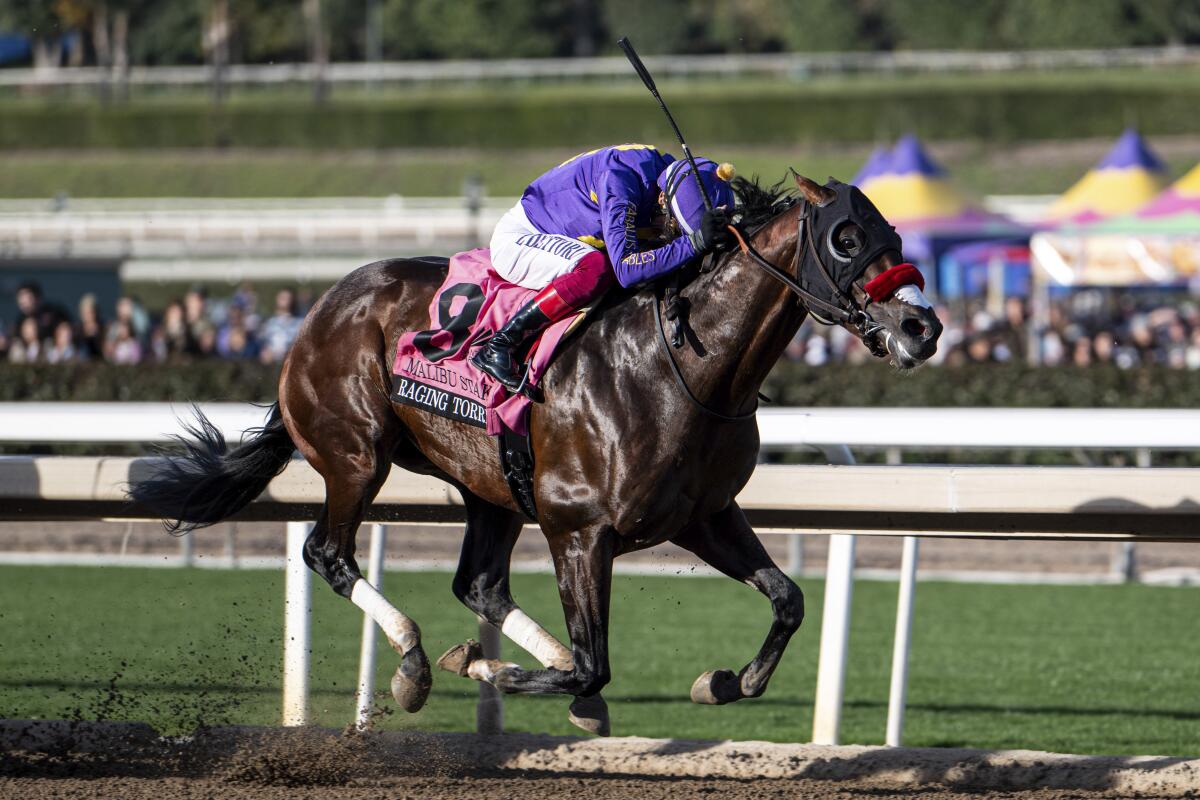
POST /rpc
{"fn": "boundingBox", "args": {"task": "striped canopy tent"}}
[1074,161,1200,235]
[1121,160,1200,231]
[854,135,1023,295]
[1037,160,1200,287]
[855,134,994,228]
[1048,129,1168,224]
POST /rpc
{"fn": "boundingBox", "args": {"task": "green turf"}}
[0,565,1197,755]
[5,144,1197,200]
[0,147,864,199]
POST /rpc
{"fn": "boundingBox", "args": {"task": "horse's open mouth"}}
[884,331,923,370]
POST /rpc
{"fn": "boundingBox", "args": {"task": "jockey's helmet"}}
[657,158,736,236]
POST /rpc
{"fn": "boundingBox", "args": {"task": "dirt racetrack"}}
[4,720,1198,800]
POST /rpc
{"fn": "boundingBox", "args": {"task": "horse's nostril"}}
[901,318,927,339]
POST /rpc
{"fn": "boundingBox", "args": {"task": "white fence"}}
[4,46,1198,90]
[3,402,1200,746]
[0,196,508,263]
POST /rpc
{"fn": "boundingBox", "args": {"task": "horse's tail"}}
[128,403,295,533]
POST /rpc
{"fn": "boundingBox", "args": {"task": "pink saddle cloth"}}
[392,248,579,436]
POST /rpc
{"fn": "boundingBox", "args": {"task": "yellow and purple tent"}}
[853,135,1024,295]
[1035,160,1200,287]
[1129,161,1200,229]
[1047,129,1168,224]
[854,134,987,227]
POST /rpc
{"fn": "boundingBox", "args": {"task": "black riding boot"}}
[471,298,553,392]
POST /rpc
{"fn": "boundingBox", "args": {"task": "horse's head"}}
[790,174,942,369]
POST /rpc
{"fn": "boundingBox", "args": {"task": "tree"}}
[382,0,569,60]
[704,0,866,53]
[131,0,204,65]
[0,1,65,68]
[778,0,865,52]
[999,0,1130,49]
[882,0,1008,50]
[598,0,705,55]
[1128,0,1200,46]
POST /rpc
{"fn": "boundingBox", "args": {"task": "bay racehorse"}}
[130,174,941,735]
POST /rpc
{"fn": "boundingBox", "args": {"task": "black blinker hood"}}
[800,179,904,303]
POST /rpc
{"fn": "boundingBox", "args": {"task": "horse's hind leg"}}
[437,492,610,735]
[670,501,805,705]
[286,387,433,713]
[304,468,432,713]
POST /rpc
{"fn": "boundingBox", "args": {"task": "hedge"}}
[2,361,1197,407]
[4,79,1200,149]
[0,362,282,403]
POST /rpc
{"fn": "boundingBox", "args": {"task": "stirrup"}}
[512,363,543,403]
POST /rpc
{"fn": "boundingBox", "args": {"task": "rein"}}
[731,211,889,357]
[654,282,758,422]
[655,196,897,421]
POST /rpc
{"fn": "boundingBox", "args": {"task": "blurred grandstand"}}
[2,0,1200,377]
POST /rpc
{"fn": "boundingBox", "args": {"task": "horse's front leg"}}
[671,501,805,705]
[463,524,616,701]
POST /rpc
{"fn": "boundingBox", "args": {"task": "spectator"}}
[1188,329,1200,370]
[108,320,142,365]
[1092,331,1115,365]
[184,286,216,351]
[13,281,69,342]
[259,288,303,363]
[1071,335,1093,367]
[44,320,77,364]
[216,304,258,360]
[196,327,218,357]
[159,300,197,360]
[231,281,261,331]
[9,317,42,363]
[76,294,105,360]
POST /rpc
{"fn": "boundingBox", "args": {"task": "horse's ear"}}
[792,172,834,206]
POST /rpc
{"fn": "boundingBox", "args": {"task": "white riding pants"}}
[489,202,599,289]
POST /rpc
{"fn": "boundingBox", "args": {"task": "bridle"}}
[656,180,906,422]
[733,199,891,358]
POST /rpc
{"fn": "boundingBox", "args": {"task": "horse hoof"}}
[391,646,432,713]
[568,694,611,737]
[690,669,743,705]
[436,639,483,677]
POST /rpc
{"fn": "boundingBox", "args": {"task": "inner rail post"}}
[811,443,856,745]
[282,520,312,726]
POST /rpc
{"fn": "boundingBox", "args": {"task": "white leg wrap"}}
[350,579,419,654]
[501,609,574,670]
[467,658,519,683]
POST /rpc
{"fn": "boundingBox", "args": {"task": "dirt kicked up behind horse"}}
[129,173,942,737]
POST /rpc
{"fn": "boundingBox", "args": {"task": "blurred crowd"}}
[790,292,1200,369]
[8,279,1200,370]
[1,281,311,366]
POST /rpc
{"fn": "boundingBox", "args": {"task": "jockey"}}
[472,143,737,392]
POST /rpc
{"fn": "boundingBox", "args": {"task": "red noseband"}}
[864,263,924,303]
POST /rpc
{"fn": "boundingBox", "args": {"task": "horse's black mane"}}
[732,175,796,228]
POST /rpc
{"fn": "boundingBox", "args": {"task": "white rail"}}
[3,46,1197,89]
[0,197,508,260]
[3,403,1198,746]
[6,403,1200,451]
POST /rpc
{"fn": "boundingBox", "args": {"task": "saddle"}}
[392,249,595,519]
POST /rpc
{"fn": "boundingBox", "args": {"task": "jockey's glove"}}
[689,207,735,255]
